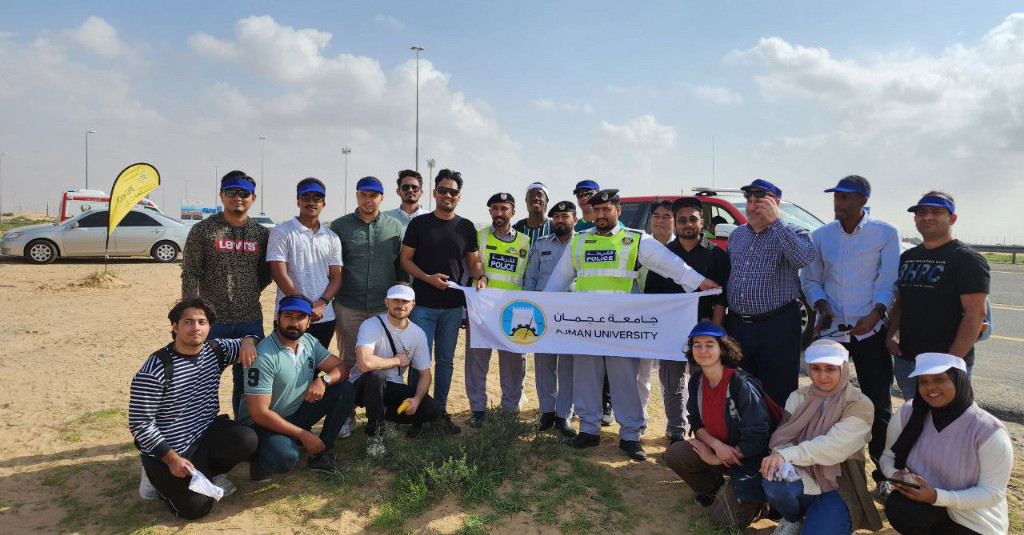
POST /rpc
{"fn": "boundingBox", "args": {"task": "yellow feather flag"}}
[106,163,161,246]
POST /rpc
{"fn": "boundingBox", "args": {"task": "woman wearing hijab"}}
[663,321,771,530]
[881,353,1013,535]
[759,340,883,535]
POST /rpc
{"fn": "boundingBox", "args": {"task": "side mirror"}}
[70,222,80,229]
[714,223,737,240]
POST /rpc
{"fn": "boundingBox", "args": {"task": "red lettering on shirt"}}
[215,238,259,253]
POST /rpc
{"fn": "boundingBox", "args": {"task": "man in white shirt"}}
[384,170,431,229]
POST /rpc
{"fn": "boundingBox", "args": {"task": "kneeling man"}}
[240,295,355,480]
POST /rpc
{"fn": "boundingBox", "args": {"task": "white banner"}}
[455,283,720,361]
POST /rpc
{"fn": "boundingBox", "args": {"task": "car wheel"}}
[151,241,179,262]
[799,297,817,348]
[25,240,58,264]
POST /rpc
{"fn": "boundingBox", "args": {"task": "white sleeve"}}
[355,317,382,351]
[933,429,1013,510]
[266,226,289,262]
[778,415,872,468]
[542,243,577,292]
[410,329,431,371]
[330,233,343,267]
[879,403,910,478]
[637,233,705,291]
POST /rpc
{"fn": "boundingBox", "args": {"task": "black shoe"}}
[406,422,424,439]
[437,412,462,434]
[555,417,577,438]
[469,410,485,429]
[568,432,600,449]
[538,411,556,431]
[618,439,647,461]
[668,434,685,445]
[308,451,347,474]
[694,491,716,508]
[249,461,272,483]
[601,403,614,427]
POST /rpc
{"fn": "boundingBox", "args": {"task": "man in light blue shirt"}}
[383,170,431,229]
[800,175,900,485]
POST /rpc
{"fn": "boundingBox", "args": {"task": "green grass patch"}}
[58,495,99,531]
[41,464,87,487]
[454,512,497,535]
[528,456,629,530]
[983,252,1018,264]
[0,216,56,235]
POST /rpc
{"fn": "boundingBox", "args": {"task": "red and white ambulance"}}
[59,189,163,222]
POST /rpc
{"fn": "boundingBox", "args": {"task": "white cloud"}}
[63,16,126,57]
[532,98,556,110]
[598,115,676,152]
[531,98,593,113]
[373,14,404,30]
[686,83,744,105]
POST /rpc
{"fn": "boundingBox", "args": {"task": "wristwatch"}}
[320,374,332,385]
[873,303,887,318]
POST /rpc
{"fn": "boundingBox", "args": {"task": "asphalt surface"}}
[970,263,1024,422]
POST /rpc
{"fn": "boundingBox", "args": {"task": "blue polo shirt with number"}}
[237,332,329,425]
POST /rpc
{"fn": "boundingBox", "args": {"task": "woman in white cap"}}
[759,339,882,535]
[881,353,1013,535]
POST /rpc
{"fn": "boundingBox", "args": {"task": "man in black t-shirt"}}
[399,169,486,433]
[887,191,989,399]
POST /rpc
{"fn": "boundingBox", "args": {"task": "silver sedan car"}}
[1,209,187,264]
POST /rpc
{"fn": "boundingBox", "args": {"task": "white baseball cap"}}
[909,353,967,378]
[804,339,849,366]
[385,284,416,301]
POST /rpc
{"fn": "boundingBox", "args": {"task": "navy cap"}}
[573,179,600,193]
[356,176,384,193]
[671,197,703,213]
[824,176,870,198]
[548,200,577,217]
[487,192,515,207]
[279,295,313,315]
[908,195,955,215]
[587,189,620,206]
[221,176,256,193]
[688,321,727,339]
[740,179,782,199]
[297,181,326,196]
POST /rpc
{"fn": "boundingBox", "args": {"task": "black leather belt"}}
[733,300,798,324]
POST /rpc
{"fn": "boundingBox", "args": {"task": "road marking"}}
[992,304,1024,311]
[991,335,1024,343]
[992,270,1022,274]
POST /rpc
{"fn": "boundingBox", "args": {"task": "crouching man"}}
[128,297,259,519]
[239,295,356,480]
[353,284,442,442]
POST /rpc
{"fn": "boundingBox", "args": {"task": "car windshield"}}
[731,200,824,232]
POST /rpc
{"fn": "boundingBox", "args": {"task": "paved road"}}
[971,263,1024,422]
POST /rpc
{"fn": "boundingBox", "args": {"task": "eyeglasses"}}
[435,186,460,196]
[299,194,325,203]
[742,190,770,200]
[223,189,253,199]
[676,215,701,224]
[574,189,596,198]
[400,184,421,192]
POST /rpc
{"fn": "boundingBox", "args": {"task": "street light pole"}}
[85,130,96,189]
[214,165,219,208]
[0,152,7,225]
[411,46,424,173]
[426,158,435,212]
[341,147,352,214]
[258,136,267,215]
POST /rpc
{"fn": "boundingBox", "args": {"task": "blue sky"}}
[2,2,1023,242]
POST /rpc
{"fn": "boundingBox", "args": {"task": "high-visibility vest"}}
[476,227,531,290]
[570,226,641,293]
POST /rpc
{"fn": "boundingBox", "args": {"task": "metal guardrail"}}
[969,244,1024,264]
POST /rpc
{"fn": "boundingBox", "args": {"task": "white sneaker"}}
[211,474,237,498]
[771,518,802,535]
[139,467,159,500]
[338,415,355,438]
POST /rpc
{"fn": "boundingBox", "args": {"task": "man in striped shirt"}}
[128,297,259,519]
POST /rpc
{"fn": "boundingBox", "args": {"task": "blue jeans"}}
[894,357,973,401]
[208,320,265,419]
[408,305,463,411]
[762,479,850,534]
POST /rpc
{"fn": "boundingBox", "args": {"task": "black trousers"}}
[844,330,893,481]
[355,370,442,434]
[306,320,337,352]
[141,416,257,519]
[885,491,981,535]
[725,303,802,406]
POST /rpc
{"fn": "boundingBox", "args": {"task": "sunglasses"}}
[742,190,771,200]
[223,189,253,199]
[400,184,421,192]
[676,215,701,224]
[299,194,325,203]
[574,189,596,198]
[435,186,461,196]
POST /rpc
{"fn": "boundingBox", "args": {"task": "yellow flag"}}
[107,163,161,240]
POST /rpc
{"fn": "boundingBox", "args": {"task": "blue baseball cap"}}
[574,179,600,193]
[279,295,313,315]
[688,321,727,339]
[740,179,782,199]
[356,176,384,194]
[824,176,870,198]
[907,194,954,214]
[221,176,256,192]
[297,180,326,196]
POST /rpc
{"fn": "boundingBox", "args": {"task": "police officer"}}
[464,192,530,428]
[523,200,579,437]
[543,189,720,461]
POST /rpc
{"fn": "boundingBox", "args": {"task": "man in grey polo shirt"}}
[523,200,578,437]
[384,170,430,229]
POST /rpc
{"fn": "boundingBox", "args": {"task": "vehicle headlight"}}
[3,231,22,239]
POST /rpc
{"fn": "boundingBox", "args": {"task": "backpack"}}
[727,368,786,429]
[153,339,228,395]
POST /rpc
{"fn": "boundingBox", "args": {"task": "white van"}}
[59,189,163,222]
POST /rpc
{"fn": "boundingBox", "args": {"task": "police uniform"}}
[465,193,530,415]
[542,190,708,460]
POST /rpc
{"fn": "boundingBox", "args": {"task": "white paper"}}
[187,466,224,501]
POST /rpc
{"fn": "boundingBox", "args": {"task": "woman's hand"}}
[892,472,938,504]
[760,452,785,480]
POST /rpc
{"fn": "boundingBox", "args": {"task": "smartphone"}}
[887,477,921,490]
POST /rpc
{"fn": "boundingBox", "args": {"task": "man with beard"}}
[545,189,720,461]
[384,170,430,229]
[268,178,343,350]
[129,298,258,517]
[181,170,271,419]
[240,295,355,480]
[464,192,530,428]
[351,284,441,444]
[644,197,730,444]
[524,200,579,437]
[400,169,486,434]
[513,182,551,243]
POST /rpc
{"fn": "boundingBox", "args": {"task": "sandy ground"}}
[0,258,1021,534]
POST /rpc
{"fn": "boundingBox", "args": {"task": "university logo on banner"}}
[499,300,547,345]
